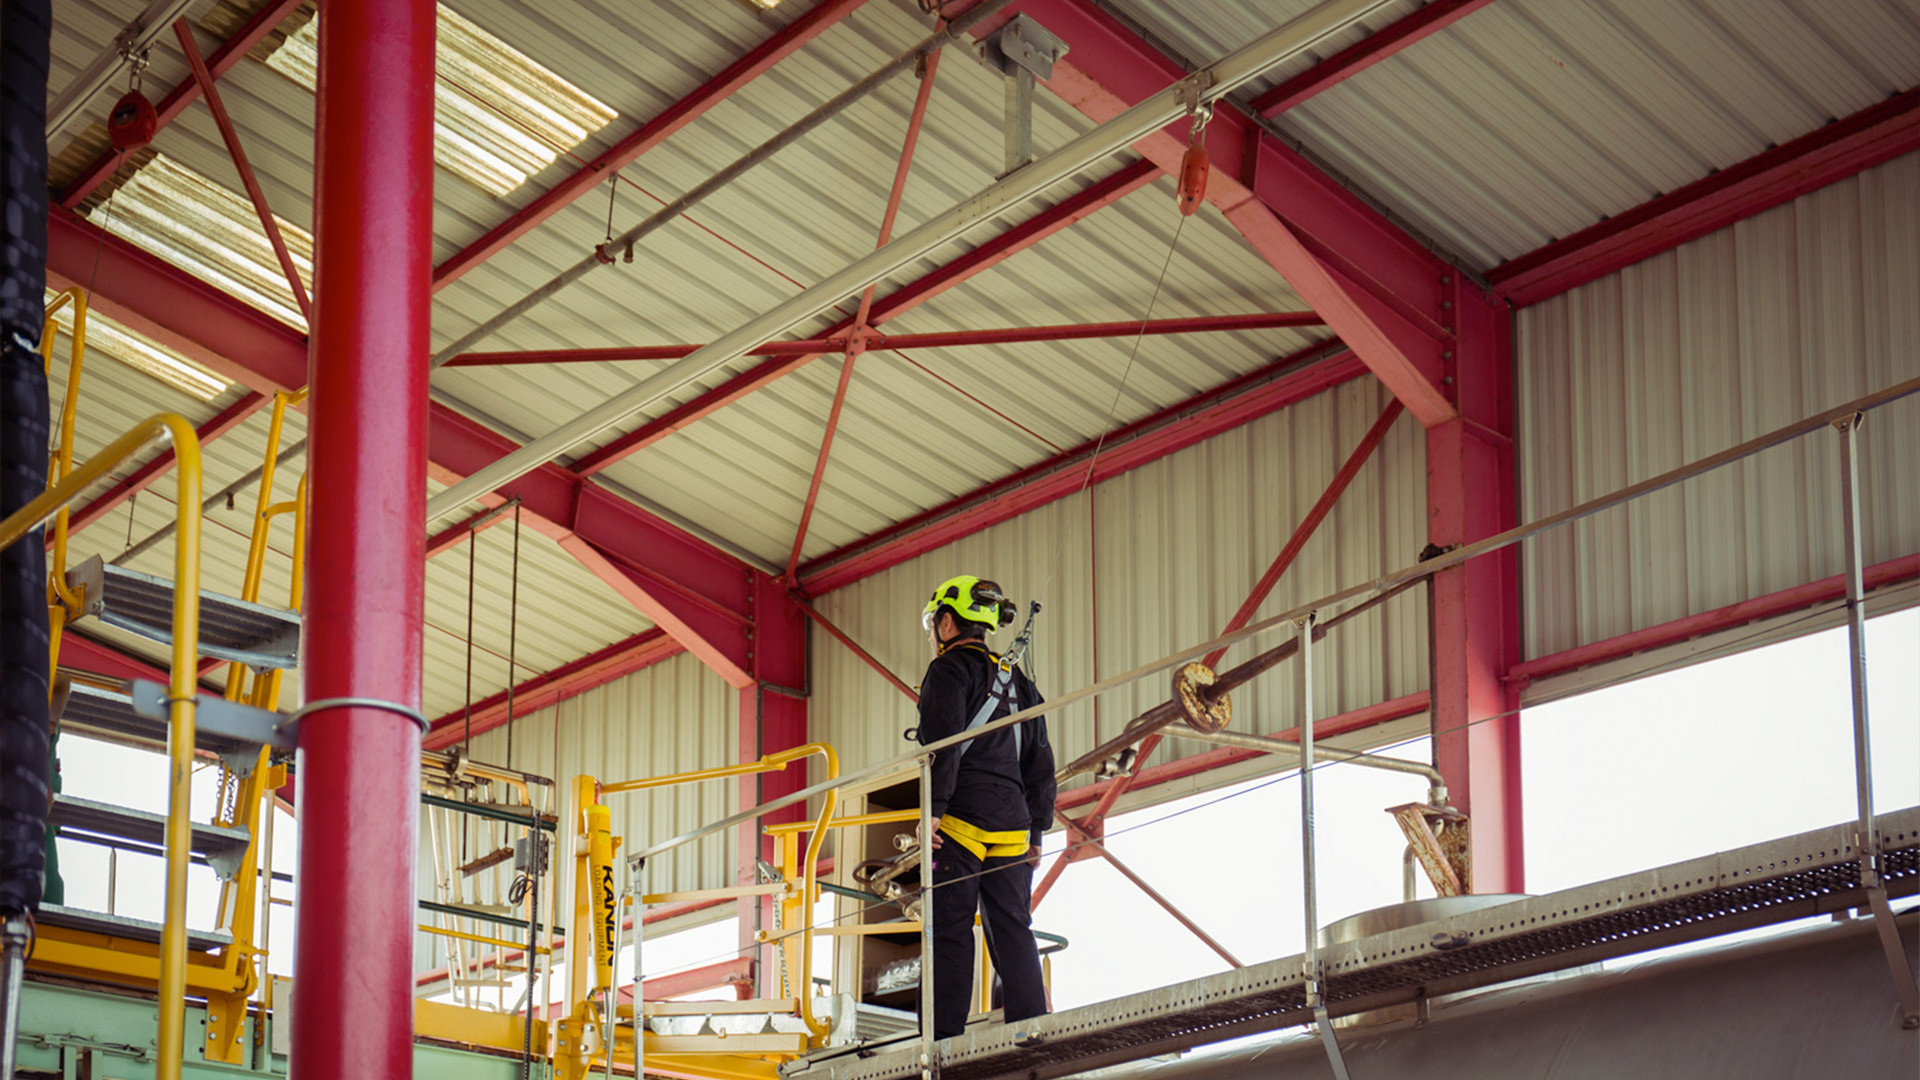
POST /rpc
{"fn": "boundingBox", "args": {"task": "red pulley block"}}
[108,90,158,152]
[1176,141,1209,216]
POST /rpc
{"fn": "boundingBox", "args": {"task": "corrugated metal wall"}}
[452,651,741,904]
[1517,150,1920,660]
[812,376,1429,801]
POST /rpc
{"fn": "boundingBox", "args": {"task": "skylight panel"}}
[43,288,230,402]
[87,154,313,330]
[266,5,616,197]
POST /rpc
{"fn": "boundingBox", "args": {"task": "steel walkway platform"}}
[783,808,1919,1080]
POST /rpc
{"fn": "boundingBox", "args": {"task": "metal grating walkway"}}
[784,808,1920,1080]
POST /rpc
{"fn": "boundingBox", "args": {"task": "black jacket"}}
[915,640,1056,847]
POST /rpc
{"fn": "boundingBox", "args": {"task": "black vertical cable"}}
[0,0,54,919]
[505,501,521,769]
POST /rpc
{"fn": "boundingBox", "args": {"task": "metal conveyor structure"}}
[784,807,1920,1080]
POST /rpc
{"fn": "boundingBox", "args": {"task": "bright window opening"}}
[266,5,616,197]
[86,154,313,330]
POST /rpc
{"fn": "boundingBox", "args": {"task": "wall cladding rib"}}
[1517,150,1920,661]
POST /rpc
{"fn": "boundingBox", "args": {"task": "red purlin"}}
[1510,552,1920,691]
[290,0,434,1076]
[1491,86,1920,307]
[1250,0,1501,116]
[57,0,308,209]
[47,208,760,689]
[567,159,1160,476]
[172,18,311,320]
[430,0,873,291]
[444,312,1323,367]
[798,343,1365,594]
[423,628,684,749]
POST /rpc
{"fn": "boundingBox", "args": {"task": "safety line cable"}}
[1036,210,1191,605]
[625,600,1851,979]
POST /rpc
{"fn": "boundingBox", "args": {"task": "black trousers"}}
[928,842,1048,1039]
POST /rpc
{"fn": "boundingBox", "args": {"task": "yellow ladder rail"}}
[0,413,204,1080]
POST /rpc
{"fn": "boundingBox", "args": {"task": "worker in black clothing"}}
[915,574,1055,1040]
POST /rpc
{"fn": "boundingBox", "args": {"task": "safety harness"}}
[937,604,1043,860]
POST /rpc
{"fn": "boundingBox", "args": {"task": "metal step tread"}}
[36,902,233,953]
[48,794,252,878]
[69,557,300,669]
[59,682,259,759]
[787,808,1920,1080]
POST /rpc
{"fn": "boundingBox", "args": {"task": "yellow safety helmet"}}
[923,575,1015,633]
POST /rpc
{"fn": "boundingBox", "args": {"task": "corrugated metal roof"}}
[1517,150,1920,660]
[1104,0,1920,270]
[813,375,1428,804]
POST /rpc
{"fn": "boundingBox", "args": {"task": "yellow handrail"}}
[601,742,839,1040]
[0,412,202,1080]
[39,288,89,613]
[225,389,300,703]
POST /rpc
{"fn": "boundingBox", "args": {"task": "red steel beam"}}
[47,208,762,689]
[290,0,434,1076]
[422,628,684,749]
[58,0,308,210]
[62,391,267,538]
[173,18,310,320]
[799,343,1365,594]
[567,159,1160,476]
[1250,0,1500,116]
[794,597,918,703]
[445,312,1323,367]
[785,51,941,580]
[431,0,872,290]
[991,0,1460,427]
[1509,552,1920,690]
[1206,398,1404,669]
[1062,395,1406,837]
[1491,86,1920,307]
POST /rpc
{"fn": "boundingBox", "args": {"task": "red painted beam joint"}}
[422,628,685,750]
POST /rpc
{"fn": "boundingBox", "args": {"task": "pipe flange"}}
[1172,662,1231,734]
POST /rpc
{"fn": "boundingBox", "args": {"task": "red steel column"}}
[1426,282,1523,893]
[293,0,435,1076]
[738,572,810,993]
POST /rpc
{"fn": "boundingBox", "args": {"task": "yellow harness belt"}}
[939,815,1029,860]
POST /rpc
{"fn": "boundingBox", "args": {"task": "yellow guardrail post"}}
[0,413,202,1080]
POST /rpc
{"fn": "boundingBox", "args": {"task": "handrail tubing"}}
[605,743,839,1039]
[628,372,1920,867]
[0,413,203,1080]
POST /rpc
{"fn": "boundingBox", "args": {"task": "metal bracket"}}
[1864,884,1920,1029]
[982,15,1068,176]
[1174,70,1217,119]
[1311,1004,1353,1080]
[64,555,106,620]
[128,678,294,753]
